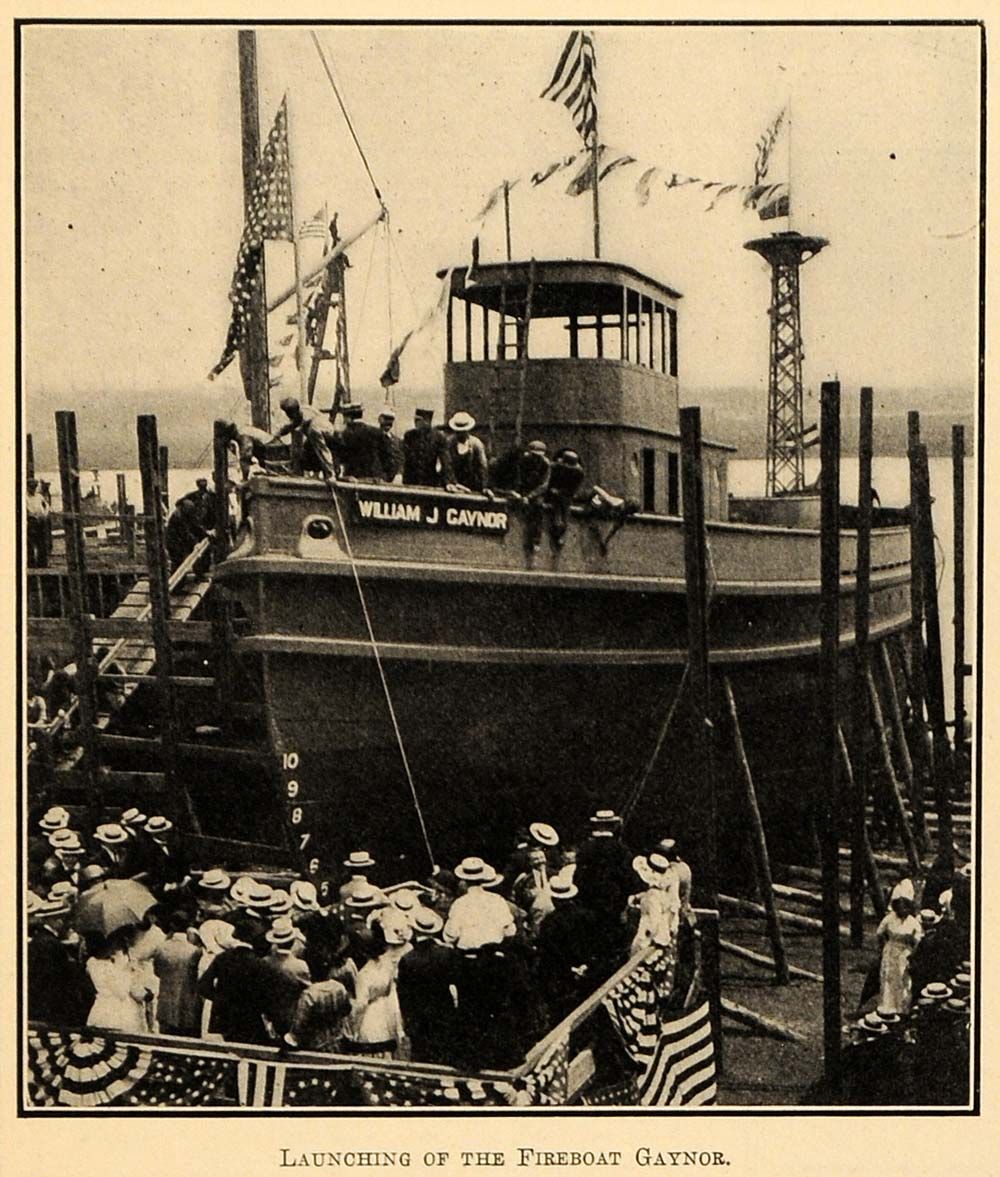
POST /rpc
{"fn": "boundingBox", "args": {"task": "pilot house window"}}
[642,448,656,513]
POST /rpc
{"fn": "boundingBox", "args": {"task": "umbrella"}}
[73,879,156,936]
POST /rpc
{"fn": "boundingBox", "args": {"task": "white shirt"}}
[443,886,515,950]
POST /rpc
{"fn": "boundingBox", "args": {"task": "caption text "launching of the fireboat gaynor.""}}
[277,1149,732,1169]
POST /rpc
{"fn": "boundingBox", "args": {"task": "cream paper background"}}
[1,3,993,1173]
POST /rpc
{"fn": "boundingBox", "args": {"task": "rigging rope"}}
[324,479,437,871]
[310,31,385,207]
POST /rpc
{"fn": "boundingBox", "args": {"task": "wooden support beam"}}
[27,432,36,480]
[159,443,170,511]
[818,380,843,1093]
[681,406,717,911]
[137,415,201,835]
[835,727,887,919]
[721,999,807,1044]
[723,676,789,983]
[906,413,933,851]
[850,386,873,947]
[719,938,822,983]
[913,441,955,866]
[719,892,836,934]
[866,668,921,873]
[952,424,967,762]
[878,641,925,849]
[55,411,99,792]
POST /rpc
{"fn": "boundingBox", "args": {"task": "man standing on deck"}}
[26,478,50,567]
[377,406,404,482]
[402,408,454,488]
[447,412,490,493]
[178,478,214,529]
[272,397,338,479]
[336,403,392,481]
[217,419,274,479]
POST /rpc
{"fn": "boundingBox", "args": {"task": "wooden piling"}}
[55,411,99,791]
[723,676,789,984]
[914,442,954,866]
[159,443,170,512]
[906,412,932,852]
[137,415,200,834]
[680,405,721,1066]
[866,668,921,873]
[818,380,843,1093]
[951,424,967,774]
[878,641,924,848]
[836,727,887,919]
[850,386,873,946]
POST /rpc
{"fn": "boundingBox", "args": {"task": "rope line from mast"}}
[310,31,385,208]
[324,479,437,872]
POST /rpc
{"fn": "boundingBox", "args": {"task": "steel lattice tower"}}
[744,231,828,496]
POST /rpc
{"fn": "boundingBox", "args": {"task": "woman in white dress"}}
[629,852,682,956]
[345,916,413,1052]
[85,927,157,1034]
[875,882,923,1015]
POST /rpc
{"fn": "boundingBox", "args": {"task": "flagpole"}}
[284,92,310,405]
[787,92,793,230]
[591,125,601,259]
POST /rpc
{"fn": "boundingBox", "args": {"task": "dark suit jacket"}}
[337,422,393,480]
[197,946,274,1045]
[28,929,94,1026]
[397,939,457,1063]
[402,428,453,487]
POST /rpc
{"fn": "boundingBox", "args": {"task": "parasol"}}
[73,879,156,936]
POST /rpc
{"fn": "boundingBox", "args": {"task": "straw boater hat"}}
[79,864,107,888]
[230,875,272,908]
[454,857,499,885]
[550,878,578,902]
[26,891,46,919]
[857,1012,889,1036]
[875,1010,901,1026]
[589,809,621,835]
[268,889,293,917]
[943,997,969,1016]
[344,882,385,911]
[290,880,321,912]
[38,807,71,832]
[390,888,419,914]
[526,440,547,455]
[448,411,476,433]
[265,916,298,952]
[413,907,444,937]
[199,868,231,893]
[950,973,971,994]
[529,822,559,848]
[94,823,129,846]
[48,829,84,854]
[197,919,239,955]
[378,405,396,421]
[48,881,79,905]
[120,808,148,829]
[919,908,941,928]
[921,982,953,1002]
[144,816,173,837]
[343,850,376,872]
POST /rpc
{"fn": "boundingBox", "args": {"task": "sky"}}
[21,22,981,453]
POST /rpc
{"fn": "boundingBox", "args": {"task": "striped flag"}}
[298,207,328,240]
[237,1057,288,1107]
[540,30,598,146]
[210,97,294,379]
[603,952,717,1107]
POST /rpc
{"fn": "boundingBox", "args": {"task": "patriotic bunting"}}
[209,97,293,380]
[379,268,455,388]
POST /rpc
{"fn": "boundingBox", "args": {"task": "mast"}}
[237,29,272,432]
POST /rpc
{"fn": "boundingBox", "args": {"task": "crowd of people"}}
[27,804,699,1074]
[840,859,973,1105]
[221,399,613,552]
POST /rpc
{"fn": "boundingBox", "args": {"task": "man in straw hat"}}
[444,857,515,951]
[446,412,489,494]
[397,907,457,1065]
[91,823,132,878]
[27,890,93,1027]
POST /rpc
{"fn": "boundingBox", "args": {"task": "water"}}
[37,455,976,719]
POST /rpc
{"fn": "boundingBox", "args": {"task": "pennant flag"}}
[541,30,598,146]
[754,108,786,184]
[209,97,294,379]
[758,183,790,220]
[380,268,455,387]
[706,183,739,211]
[531,153,580,186]
[635,166,661,206]
[599,153,637,182]
[566,147,605,196]
[602,950,717,1107]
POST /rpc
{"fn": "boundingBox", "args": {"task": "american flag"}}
[602,952,718,1107]
[209,97,294,379]
[748,108,790,221]
[540,30,598,147]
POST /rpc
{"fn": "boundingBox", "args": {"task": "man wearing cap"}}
[336,403,394,481]
[377,407,404,482]
[396,908,457,1065]
[545,449,586,546]
[27,891,94,1026]
[443,858,516,950]
[272,397,339,480]
[403,409,454,488]
[447,412,490,493]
